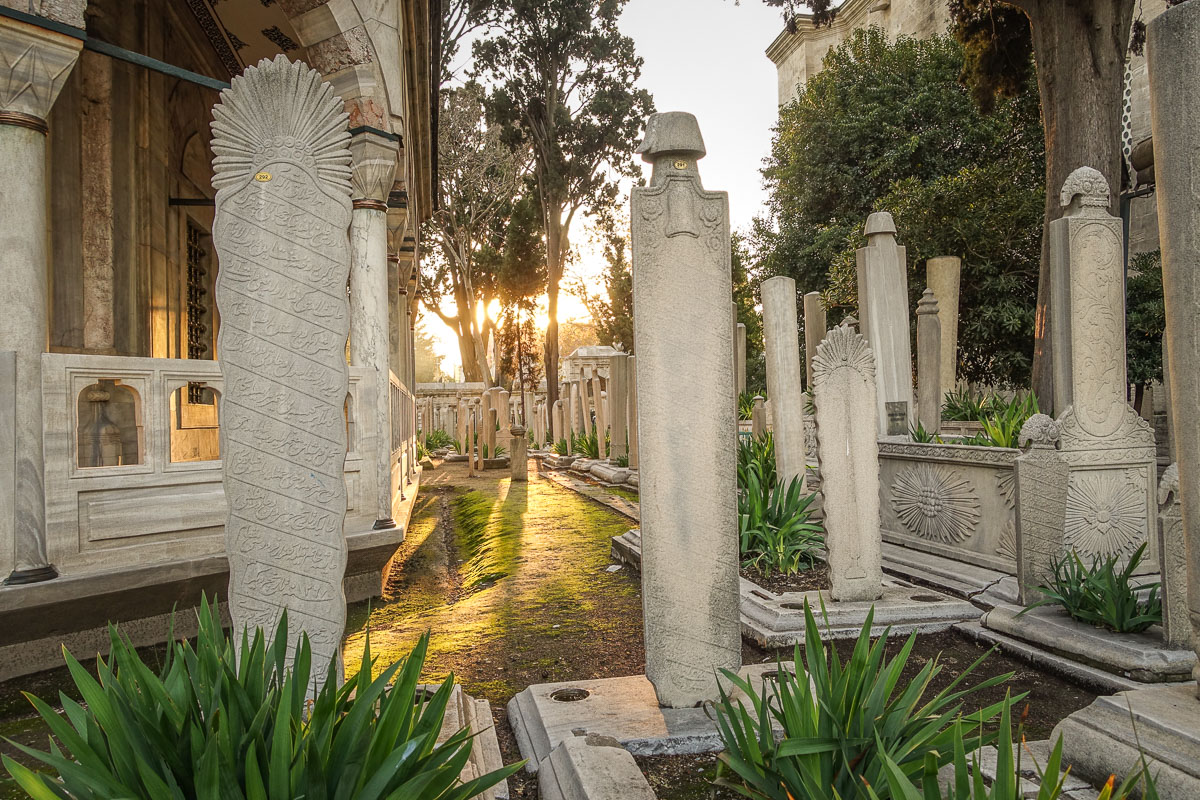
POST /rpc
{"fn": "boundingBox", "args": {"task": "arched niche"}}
[76,380,143,468]
[170,384,221,463]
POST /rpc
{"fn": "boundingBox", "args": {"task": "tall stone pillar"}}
[751,395,766,437]
[497,388,511,445]
[552,399,563,447]
[590,367,607,458]
[609,353,629,460]
[510,424,528,482]
[1014,415,1068,605]
[813,324,883,602]
[632,111,740,707]
[926,256,960,396]
[762,276,807,490]
[577,379,592,438]
[0,17,82,584]
[467,400,477,476]
[915,288,940,435]
[627,355,639,470]
[1049,168,1157,567]
[855,212,913,438]
[802,291,826,389]
[1149,0,1200,677]
[735,323,747,395]
[349,132,399,529]
[456,394,467,452]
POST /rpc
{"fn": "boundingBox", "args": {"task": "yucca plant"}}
[910,422,942,444]
[867,699,1160,800]
[552,438,569,456]
[416,440,432,460]
[976,393,1039,448]
[739,392,760,421]
[739,470,824,576]
[738,432,777,493]
[571,430,606,459]
[942,386,990,422]
[424,429,454,449]
[713,603,1020,800]
[1025,543,1162,633]
[2,596,521,799]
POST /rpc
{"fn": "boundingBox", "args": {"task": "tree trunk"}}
[1026,0,1134,411]
[448,279,492,385]
[544,214,565,411]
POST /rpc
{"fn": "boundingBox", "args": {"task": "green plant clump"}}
[2,597,520,800]
[738,392,760,421]
[570,430,608,459]
[552,438,569,456]
[713,602,1020,800]
[735,433,824,576]
[423,428,455,450]
[1027,543,1163,633]
[865,699,1160,800]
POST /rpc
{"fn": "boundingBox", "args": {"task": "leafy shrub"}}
[2,597,520,799]
[614,453,629,468]
[552,438,569,456]
[424,428,455,449]
[713,602,1019,800]
[942,391,1038,448]
[571,430,607,459]
[739,392,759,421]
[738,432,777,492]
[943,386,991,421]
[738,471,823,576]
[416,439,432,460]
[911,422,942,443]
[1026,543,1162,633]
[866,699,1160,799]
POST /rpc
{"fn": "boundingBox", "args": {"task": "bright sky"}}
[424,0,787,376]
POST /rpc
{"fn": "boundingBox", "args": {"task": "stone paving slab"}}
[540,468,640,522]
[982,603,1196,683]
[507,664,791,772]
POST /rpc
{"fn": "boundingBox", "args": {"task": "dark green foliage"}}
[732,233,767,394]
[866,699,1161,799]
[2,597,520,799]
[948,0,1034,111]
[943,386,992,421]
[712,602,1020,799]
[754,28,1044,387]
[552,438,569,456]
[570,430,605,460]
[738,392,759,422]
[1027,543,1163,633]
[1126,249,1165,389]
[942,390,1038,448]
[424,429,455,450]
[736,434,823,576]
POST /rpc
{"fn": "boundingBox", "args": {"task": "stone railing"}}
[41,353,381,576]
[877,440,1019,574]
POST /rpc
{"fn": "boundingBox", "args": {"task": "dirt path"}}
[342,460,646,798]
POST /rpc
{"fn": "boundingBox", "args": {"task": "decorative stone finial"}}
[1059,166,1111,214]
[636,111,706,163]
[841,315,859,330]
[1019,413,1060,449]
[864,212,897,237]
[916,288,939,316]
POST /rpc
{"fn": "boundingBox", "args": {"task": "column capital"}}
[0,15,82,126]
[349,129,399,204]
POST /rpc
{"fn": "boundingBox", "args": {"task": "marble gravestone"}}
[1049,168,1158,566]
[1013,414,1068,605]
[926,256,960,395]
[211,55,353,684]
[812,323,883,602]
[915,288,940,435]
[762,276,807,490]
[632,111,740,708]
[856,212,913,438]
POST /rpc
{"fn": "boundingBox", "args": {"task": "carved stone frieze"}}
[890,463,981,544]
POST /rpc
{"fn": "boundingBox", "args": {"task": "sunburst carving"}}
[1064,469,1147,559]
[891,464,980,544]
[812,324,875,382]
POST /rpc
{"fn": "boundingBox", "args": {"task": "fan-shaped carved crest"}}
[812,324,875,383]
[211,54,352,193]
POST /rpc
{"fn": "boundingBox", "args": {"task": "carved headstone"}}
[609,353,629,459]
[751,395,767,438]
[855,212,913,437]
[916,288,941,435]
[813,324,883,602]
[802,291,826,389]
[1157,465,1191,648]
[211,55,353,683]
[1049,168,1158,567]
[627,354,639,470]
[1014,414,1068,605]
[926,256,961,395]
[762,275,807,490]
[632,111,740,707]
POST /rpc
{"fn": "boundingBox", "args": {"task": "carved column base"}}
[4,564,58,585]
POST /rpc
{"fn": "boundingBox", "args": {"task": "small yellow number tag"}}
[673,159,688,170]
[254,171,272,182]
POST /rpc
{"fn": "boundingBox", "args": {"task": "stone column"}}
[497,388,511,445]
[762,276,807,490]
[577,379,592,438]
[484,388,497,457]
[627,355,639,470]
[736,323,747,395]
[1149,0,1200,676]
[631,111,740,707]
[552,399,564,447]
[812,323,883,602]
[467,400,477,476]
[926,256,961,396]
[609,354,630,460]
[1157,465,1190,648]
[510,424,528,482]
[915,288,940,435]
[751,395,767,437]
[855,212,913,438]
[349,132,399,530]
[802,291,826,389]
[590,368,607,458]
[487,406,498,459]
[1014,415,1068,605]
[0,17,83,584]
[1049,168,1157,566]
[456,394,467,452]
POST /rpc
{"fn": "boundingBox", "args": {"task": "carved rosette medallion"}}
[890,463,980,544]
[211,55,353,685]
[1063,469,1147,559]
